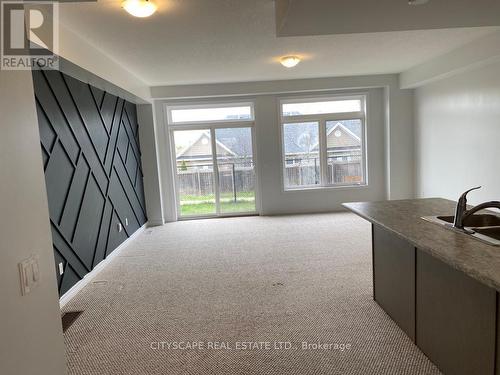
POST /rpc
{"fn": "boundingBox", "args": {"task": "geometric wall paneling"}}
[44,141,76,223]
[59,156,90,241]
[106,210,129,258]
[64,75,109,162]
[99,90,118,133]
[108,169,140,234]
[33,68,147,296]
[50,226,88,279]
[36,101,57,153]
[33,72,80,164]
[71,174,105,270]
[92,199,113,269]
[53,249,66,290]
[90,86,105,108]
[59,262,81,296]
[41,147,49,170]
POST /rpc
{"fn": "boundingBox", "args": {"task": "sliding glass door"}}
[215,127,256,214]
[172,126,257,218]
[173,129,216,217]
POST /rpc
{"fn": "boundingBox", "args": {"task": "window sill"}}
[283,184,368,193]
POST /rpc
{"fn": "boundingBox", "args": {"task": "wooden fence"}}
[285,160,362,186]
[177,165,255,196]
[177,159,362,196]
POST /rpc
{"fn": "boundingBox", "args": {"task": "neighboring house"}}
[324,121,362,160]
[284,120,362,165]
[176,120,361,168]
[282,120,363,185]
[176,132,234,167]
[175,129,255,195]
[176,128,253,168]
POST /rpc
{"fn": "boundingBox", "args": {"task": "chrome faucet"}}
[454,186,500,230]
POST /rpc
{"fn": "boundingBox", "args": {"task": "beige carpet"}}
[63,213,441,375]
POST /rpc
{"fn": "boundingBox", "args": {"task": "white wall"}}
[401,30,500,90]
[152,74,414,219]
[58,23,150,101]
[137,104,164,225]
[414,61,500,205]
[153,101,177,222]
[0,70,67,375]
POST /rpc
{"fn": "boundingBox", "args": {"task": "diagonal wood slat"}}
[33,69,147,296]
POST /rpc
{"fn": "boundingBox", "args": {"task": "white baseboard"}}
[59,223,148,308]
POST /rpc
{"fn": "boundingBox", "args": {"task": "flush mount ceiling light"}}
[280,55,301,68]
[408,0,430,5]
[122,0,157,17]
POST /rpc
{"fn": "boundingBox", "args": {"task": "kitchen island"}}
[343,198,500,375]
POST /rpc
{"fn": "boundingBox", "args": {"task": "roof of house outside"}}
[176,120,361,160]
[177,128,252,160]
[283,119,362,154]
[215,128,253,157]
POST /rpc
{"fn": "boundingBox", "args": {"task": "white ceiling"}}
[277,0,500,36]
[59,0,499,86]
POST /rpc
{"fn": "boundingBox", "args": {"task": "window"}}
[282,99,361,117]
[168,103,254,124]
[280,96,366,190]
[283,122,320,188]
[167,101,257,218]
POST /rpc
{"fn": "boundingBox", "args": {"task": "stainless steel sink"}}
[432,214,500,228]
[422,214,500,246]
[474,227,500,241]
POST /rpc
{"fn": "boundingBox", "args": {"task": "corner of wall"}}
[1,69,67,375]
[58,22,150,102]
[385,81,416,200]
[152,101,177,222]
[400,29,500,90]
[137,104,165,225]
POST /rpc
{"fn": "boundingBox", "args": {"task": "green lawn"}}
[179,192,256,216]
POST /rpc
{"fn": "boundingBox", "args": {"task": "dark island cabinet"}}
[372,224,499,375]
[372,224,416,340]
[416,250,496,375]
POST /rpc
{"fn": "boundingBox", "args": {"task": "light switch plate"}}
[19,255,40,296]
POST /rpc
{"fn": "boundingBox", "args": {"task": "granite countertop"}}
[343,198,500,292]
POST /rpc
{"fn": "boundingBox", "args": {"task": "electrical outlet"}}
[19,255,40,296]
[117,222,123,232]
[58,262,64,275]
[125,218,129,226]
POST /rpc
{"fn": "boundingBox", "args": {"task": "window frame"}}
[279,94,368,191]
[165,100,260,220]
[281,95,363,117]
[166,101,255,126]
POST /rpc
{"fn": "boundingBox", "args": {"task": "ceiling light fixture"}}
[280,55,301,68]
[122,0,157,17]
[408,0,430,5]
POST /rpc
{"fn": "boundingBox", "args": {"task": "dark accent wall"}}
[32,69,147,296]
